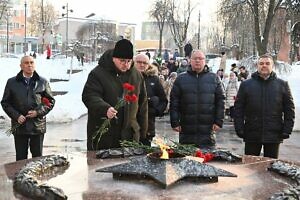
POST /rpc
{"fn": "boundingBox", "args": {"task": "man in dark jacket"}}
[135,54,168,145]
[184,42,193,58]
[1,55,55,161]
[170,50,225,150]
[234,54,295,158]
[82,39,148,150]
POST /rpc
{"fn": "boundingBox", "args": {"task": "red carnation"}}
[130,94,138,102]
[124,94,132,102]
[203,153,214,163]
[42,97,51,107]
[195,150,203,158]
[123,83,135,91]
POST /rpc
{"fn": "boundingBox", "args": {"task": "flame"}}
[154,139,170,159]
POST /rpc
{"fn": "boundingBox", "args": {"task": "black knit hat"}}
[112,39,133,59]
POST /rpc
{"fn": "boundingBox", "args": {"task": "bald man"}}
[134,54,167,146]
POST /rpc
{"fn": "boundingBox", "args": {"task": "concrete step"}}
[67,69,83,74]
[50,78,69,83]
[52,91,68,96]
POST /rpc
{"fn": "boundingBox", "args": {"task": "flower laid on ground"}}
[93,83,138,150]
[194,149,214,163]
[120,139,215,163]
[4,97,51,136]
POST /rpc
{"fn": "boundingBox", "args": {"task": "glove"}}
[149,96,159,108]
[236,130,244,139]
[281,133,290,139]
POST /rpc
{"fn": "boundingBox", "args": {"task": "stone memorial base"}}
[1,152,299,199]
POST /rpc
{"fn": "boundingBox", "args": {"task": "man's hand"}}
[212,124,220,132]
[172,126,181,132]
[106,107,118,119]
[236,130,244,139]
[26,110,37,118]
[281,133,290,139]
[17,115,26,124]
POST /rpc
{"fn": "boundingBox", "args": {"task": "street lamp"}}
[197,10,201,49]
[94,31,101,61]
[24,0,27,53]
[6,8,12,53]
[62,3,73,57]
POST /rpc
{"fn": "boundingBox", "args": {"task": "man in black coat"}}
[135,54,168,145]
[82,39,148,150]
[1,55,55,160]
[170,50,225,150]
[184,42,193,58]
[234,54,295,158]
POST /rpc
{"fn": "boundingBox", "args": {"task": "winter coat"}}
[225,78,239,108]
[143,64,168,118]
[82,50,148,150]
[234,71,295,143]
[170,66,225,146]
[1,71,55,135]
[143,64,168,137]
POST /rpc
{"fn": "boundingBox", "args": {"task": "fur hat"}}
[112,39,133,59]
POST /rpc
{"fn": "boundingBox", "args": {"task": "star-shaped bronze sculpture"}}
[96,156,237,188]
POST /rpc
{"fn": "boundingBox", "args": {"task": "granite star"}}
[96,156,237,188]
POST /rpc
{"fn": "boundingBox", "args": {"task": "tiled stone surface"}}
[1,152,299,199]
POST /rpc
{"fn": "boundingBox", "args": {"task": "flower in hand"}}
[4,97,51,136]
[93,83,138,150]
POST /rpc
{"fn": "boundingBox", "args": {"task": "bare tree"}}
[149,0,170,56]
[218,0,287,56]
[0,0,9,21]
[167,0,196,56]
[28,0,58,52]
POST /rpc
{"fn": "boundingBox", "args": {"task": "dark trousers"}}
[229,106,235,119]
[14,134,44,161]
[245,142,280,159]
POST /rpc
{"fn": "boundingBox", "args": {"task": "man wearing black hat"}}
[82,39,148,150]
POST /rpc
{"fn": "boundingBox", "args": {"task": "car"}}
[205,53,221,60]
[0,53,20,58]
[51,53,67,59]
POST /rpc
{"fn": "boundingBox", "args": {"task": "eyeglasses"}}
[136,60,148,65]
[191,57,205,61]
[23,61,34,64]
[118,58,132,64]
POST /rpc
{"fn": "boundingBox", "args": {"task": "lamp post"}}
[94,31,101,62]
[6,9,12,53]
[197,10,201,49]
[24,0,27,54]
[41,0,45,53]
[62,3,73,57]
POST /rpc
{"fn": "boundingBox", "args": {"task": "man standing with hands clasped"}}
[170,50,225,150]
[234,54,295,158]
[1,55,55,161]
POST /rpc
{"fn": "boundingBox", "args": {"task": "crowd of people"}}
[1,39,295,161]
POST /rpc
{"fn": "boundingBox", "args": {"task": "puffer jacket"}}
[225,77,239,108]
[170,66,225,146]
[234,71,295,143]
[82,50,148,150]
[1,71,55,135]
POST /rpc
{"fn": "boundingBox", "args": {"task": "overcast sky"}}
[49,0,219,39]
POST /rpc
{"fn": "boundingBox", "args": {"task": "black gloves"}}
[236,130,244,139]
[281,133,290,139]
[149,96,159,108]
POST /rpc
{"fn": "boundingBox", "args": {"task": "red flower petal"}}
[42,97,51,107]
[123,83,135,91]
[130,94,138,102]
